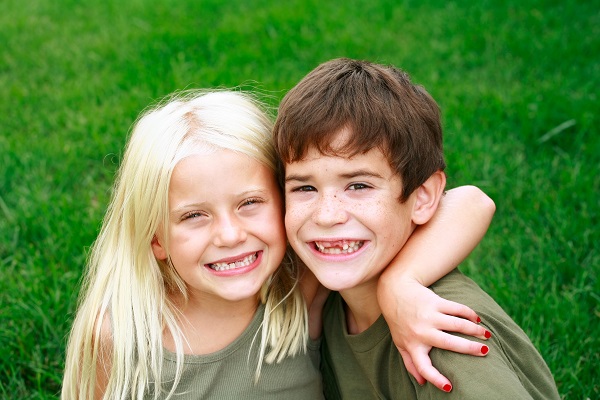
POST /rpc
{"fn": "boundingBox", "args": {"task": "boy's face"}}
[284,129,419,293]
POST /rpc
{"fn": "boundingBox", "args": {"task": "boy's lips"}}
[311,240,365,255]
[206,251,260,272]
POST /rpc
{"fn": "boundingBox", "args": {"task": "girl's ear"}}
[411,170,447,225]
[151,235,168,260]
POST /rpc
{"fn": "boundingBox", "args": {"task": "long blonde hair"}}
[61,90,308,399]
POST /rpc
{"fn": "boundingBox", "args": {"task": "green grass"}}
[1,0,597,398]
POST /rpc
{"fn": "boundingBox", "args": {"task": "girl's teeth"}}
[210,253,257,271]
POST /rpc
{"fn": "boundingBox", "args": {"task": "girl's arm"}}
[93,313,113,399]
[377,185,495,392]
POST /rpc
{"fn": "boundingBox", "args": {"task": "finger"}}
[412,350,453,392]
[436,314,492,341]
[430,330,491,356]
[437,298,481,324]
[398,348,426,385]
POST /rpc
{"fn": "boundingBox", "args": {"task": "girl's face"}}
[152,149,286,303]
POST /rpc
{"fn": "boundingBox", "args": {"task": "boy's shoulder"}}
[429,269,499,311]
[429,269,522,333]
[429,270,561,400]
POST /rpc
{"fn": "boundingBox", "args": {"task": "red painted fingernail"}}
[481,345,489,355]
[476,316,481,323]
[443,384,452,392]
[484,330,492,339]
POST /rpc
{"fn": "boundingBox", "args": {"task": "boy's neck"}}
[339,278,381,335]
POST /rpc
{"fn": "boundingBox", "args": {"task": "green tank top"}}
[156,304,323,399]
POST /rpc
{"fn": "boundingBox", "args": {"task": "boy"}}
[273,58,560,399]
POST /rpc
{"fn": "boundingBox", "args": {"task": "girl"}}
[61,90,493,399]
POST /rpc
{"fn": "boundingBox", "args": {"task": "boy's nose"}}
[311,191,348,227]
[213,216,247,247]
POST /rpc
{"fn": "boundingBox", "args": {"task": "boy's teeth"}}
[210,253,257,271]
[314,240,363,254]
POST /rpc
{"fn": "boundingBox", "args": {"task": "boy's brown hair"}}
[273,58,446,201]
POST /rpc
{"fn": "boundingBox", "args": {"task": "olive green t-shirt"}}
[158,304,323,399]
[321,270,560,400]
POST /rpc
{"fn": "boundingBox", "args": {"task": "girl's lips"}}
[205,251,262,274]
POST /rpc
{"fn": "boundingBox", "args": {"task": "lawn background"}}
[0,0,598,398]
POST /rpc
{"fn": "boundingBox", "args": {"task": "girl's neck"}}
[164,292,260,354]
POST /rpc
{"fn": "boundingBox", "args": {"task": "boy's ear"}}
[411,170,446,225]
[151,235,168,260]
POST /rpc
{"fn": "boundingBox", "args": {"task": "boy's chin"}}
[310,270,365,292]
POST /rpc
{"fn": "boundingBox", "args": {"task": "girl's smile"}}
[206,250,261,274]
[152,148,287,303]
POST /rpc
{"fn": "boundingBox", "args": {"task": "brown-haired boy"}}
[273,58,560,399]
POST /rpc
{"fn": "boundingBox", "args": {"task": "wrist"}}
[379,267,425,289]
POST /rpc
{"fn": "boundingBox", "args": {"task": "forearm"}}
[381,185,495,286]
[377,185,496,391]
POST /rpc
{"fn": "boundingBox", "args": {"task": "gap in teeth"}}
[314,240,363,254]
[210,253,257,271]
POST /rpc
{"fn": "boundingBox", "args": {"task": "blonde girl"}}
[62,90,494,399]
[62,90,323,399]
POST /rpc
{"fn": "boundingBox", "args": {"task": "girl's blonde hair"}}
[61,90,308,399]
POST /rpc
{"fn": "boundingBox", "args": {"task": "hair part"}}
[273,58,446,201]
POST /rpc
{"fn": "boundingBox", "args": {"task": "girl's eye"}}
[182,211,205,220]
[240,197,264,208]
[348,183,370,190]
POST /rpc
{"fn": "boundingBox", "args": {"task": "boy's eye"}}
[348,183,370,190]
[290,185,316,192]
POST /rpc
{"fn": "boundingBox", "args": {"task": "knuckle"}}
[452,318,465,330]
[442,335,455,349]
[416,365,429,377]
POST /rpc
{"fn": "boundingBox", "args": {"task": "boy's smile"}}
[284,129,419,295]
[313,239,364,254]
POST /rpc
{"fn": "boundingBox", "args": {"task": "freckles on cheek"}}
[284,205,300,220]
[284,211,300,235]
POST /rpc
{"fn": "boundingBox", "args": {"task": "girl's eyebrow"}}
[170,202,205,215]
[170,188,271,213]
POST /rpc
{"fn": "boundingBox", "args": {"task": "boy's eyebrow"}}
[339,169,385,180]
[285,173,311,183]
[285,169,384,183]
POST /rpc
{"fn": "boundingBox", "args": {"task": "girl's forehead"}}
[174,142,218,164]
[172,150,277,191]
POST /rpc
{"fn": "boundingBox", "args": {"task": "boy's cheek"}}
[284,203,306,230]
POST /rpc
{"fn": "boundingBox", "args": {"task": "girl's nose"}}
[213,216,247,247]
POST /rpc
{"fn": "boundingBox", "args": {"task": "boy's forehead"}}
[330,127,353,148]
[292,127,371,161]
[297,128,390,160]
[285,145,395,178]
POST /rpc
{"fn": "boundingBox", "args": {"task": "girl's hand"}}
[378,275,491,392]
